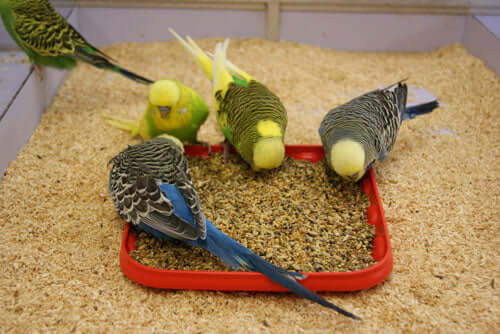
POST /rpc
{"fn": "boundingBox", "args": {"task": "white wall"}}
[280,12,465,51]
[77,8,266,45]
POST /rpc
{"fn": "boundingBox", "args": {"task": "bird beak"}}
[158,106,171,118]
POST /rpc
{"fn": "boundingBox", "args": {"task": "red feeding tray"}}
[120,145,392,292]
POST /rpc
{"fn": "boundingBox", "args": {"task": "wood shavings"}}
[130,154,374,272]
[0,39,498,332]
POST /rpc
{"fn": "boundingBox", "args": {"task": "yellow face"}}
[148,80,181,119]
[330,139,366,182]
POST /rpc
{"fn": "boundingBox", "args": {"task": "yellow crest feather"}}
[149,80,180,107]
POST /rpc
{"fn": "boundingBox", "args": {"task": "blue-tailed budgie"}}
[108,135,360,319]
[169,29,287,171]
[0,0,152,84]
[319,81,439,181]
[103,79,209,144]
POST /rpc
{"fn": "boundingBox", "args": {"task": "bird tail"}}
[206,50,252,86]
[404,100,439,121]
[212,40,235,100]
[195,220,361,320]
[74,46,153,85]
[394,82,408,121]
[168,28,214,82]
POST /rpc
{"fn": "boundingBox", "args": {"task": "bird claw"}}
[222,139,232,160]
[32,64,44,81]
[196,141,212,156]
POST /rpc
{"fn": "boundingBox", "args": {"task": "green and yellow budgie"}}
[0,0,152,84]
[103,79,210,144]
[169,28,288,171]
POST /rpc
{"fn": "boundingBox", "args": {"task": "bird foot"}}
[32,64,44,81]
[195,141,212,155]
[222,140,232,160]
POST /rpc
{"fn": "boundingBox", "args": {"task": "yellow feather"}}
[213,40,234,110]
[149,80,180,106]
[253,137,285,171]
[168,28,213,81]
[330,139,365,181]
[149,80,192,131]
[256,120,282,137]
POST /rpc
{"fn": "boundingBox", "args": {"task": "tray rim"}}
[119,144,393,292]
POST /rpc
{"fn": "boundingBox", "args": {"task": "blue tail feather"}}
[404,100,439,121]
[192,222,360,319]
[150,182,360,319]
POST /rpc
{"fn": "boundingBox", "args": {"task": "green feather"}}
[0,0,152,84]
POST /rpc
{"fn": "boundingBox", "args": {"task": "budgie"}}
[319,80,439,181]
[108,135,360,319]
[0,0,152,84]
[102,79,209,144]
[169,28,287,171]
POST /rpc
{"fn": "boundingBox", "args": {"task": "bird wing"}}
[12,1,89,57]
[111,164,202,241]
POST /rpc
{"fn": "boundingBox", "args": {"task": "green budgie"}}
[319,80,439,181]
[103,79,209,144]
[0,0,152,84]
[169,28,288,171]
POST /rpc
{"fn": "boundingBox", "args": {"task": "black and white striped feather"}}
[108,137,206,240]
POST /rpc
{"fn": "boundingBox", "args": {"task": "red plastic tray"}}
[120,145,393,292]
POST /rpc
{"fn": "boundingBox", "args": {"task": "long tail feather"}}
[168,28,214,81]
[206,50,253,84]
[111,66,153,85]
[193,221,361,320]
[404,100,439,120]
[75,47,153,84]
[213,40,234,99]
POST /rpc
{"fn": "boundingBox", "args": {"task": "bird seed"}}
[130,153,375,273]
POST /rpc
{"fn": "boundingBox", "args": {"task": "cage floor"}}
[0,39,498,332]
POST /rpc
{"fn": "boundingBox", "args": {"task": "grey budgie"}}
[108,134,360,319]
[319,81,439,181]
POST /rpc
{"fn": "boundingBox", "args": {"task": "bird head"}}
[148,80,181,119]
[157,134,185,153]
[251,120,285,171]
[329,139,368,182]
